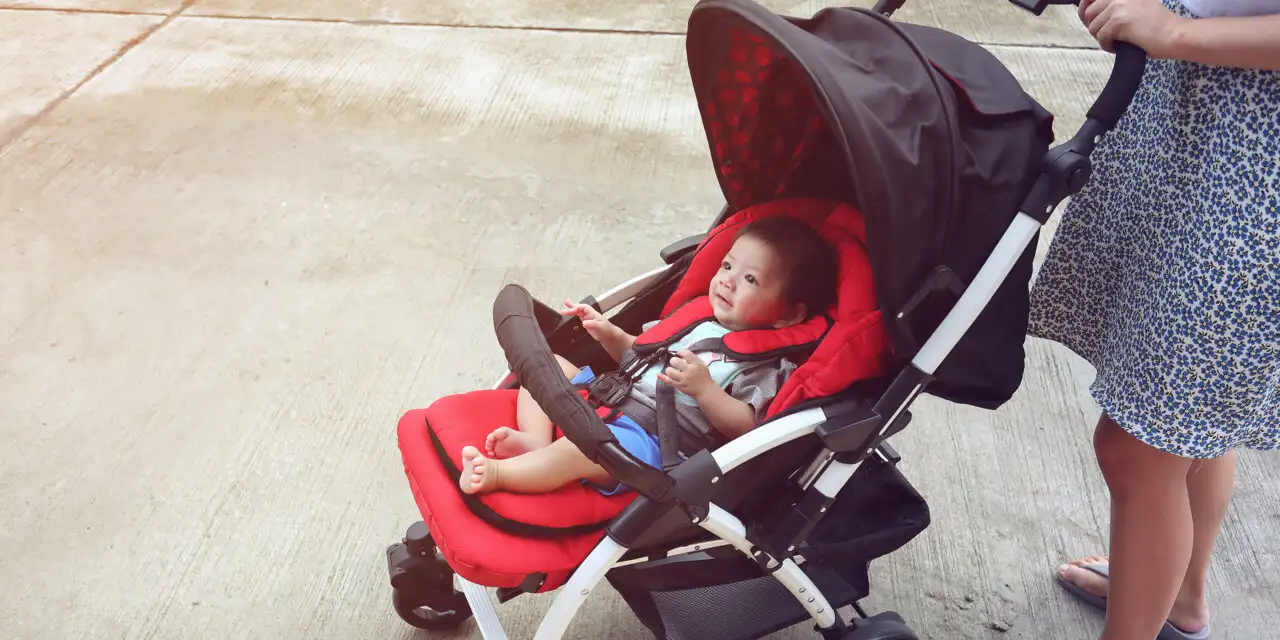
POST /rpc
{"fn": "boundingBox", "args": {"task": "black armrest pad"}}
[660,234,706,265]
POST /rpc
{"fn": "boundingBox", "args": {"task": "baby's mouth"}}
[714,292,732,308]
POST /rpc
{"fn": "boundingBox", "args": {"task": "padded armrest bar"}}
[492,284,676,501]
[659,234,706,265]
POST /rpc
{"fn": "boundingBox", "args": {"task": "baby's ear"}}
[774,303,808,328]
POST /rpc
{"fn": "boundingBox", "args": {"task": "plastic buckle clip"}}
[588,372,631,407]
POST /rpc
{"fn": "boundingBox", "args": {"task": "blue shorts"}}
[569,367,662,495]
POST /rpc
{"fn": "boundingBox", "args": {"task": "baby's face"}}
[708,235,802,331]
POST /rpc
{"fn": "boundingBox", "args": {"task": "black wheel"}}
[843,612,919,640]
[391,587,472,631]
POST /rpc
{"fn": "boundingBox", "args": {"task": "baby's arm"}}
[561,300,637,363]
[659,349,758,440]
[688,386,757,440]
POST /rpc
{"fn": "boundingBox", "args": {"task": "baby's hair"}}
[735,216,839,317]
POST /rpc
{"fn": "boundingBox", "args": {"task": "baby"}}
[459,215,839,496]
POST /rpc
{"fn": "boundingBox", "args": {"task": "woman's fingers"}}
[1079,0,1097,24]
[1082,0,1108,25]
[1092,2,1120,51]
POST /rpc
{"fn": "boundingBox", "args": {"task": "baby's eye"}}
[745,274,758,285]
[721,261,731,270]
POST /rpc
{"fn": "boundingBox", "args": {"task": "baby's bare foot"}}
[459,446,501,495]
[485,427,542,458]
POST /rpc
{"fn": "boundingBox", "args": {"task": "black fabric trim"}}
[425,418,615,539]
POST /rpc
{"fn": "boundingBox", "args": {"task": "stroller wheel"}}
[842,611,918,640]
[391,587,472,631]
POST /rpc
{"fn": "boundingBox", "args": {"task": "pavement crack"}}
[0,5,167,17]
[0,6,1102,50]
[0,0,197,154]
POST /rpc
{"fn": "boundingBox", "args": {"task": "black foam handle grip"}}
[491,284,674,499]
[1085,41,1148,131]
[493,284,616,460]
[1006,0,1148,131]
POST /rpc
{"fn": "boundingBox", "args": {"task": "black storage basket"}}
[607,454,930,640]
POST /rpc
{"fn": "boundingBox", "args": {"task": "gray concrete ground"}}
[0,1,1275,639]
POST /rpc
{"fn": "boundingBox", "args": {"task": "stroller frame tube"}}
[712,406,828,472]
[910,212,1041,376]
[530,538,630,640]
[459,577,512,640]
[594,265,670,311]
[698,504,839,628]
[522,503,837,640]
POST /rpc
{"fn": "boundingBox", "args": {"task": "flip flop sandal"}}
[1055,562,1212,640]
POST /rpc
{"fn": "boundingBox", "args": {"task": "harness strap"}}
[655,353,681,469]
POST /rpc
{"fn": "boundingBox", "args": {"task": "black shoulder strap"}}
[655,355,681,470]
[425,418,615,539]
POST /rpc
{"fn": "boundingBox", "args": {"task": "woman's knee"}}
[1094,413,1192,496]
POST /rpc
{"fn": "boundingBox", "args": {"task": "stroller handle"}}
[1012,4,1148,222]
[491,284,676,501]
[1087,42,1147,131]
[1003,0,1148,130]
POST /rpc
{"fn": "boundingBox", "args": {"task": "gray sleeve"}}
[728,358,798,420]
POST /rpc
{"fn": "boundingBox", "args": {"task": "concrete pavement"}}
[1,1,1276,639]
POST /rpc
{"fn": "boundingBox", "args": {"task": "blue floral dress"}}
[1028,0,1280,459]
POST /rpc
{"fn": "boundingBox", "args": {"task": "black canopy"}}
[686,0,1054,408]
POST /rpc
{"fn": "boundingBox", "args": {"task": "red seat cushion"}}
[397,390,635,590]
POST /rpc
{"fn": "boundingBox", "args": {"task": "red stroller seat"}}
[395,198,890,594]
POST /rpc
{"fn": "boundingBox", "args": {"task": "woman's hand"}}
[1079,0,1184,58]
[658,349,716,399]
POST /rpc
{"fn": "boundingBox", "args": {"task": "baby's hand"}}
[561,299,617,344]
[658,349,714,399]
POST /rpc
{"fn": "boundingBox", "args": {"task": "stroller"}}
[385,0,1148,637]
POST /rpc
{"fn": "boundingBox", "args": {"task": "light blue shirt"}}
[1180,0,1280,17]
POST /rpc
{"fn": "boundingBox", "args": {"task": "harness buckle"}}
[587,371,632,407]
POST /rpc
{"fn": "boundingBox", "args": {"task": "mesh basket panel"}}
[607,551,866,640]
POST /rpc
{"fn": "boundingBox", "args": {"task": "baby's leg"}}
[460,438,613,495]
[487,354,582,458]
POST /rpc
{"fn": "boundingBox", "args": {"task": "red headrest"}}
[635,295,833,358]
[658,198,890,417]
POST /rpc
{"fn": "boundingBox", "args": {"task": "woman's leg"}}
[1174,450,1235,628]
[1093,414,1194,639]
[1061,413,1233,638]
[487,354,582,457]
[459,438,613,495]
